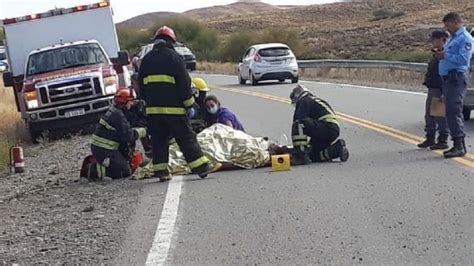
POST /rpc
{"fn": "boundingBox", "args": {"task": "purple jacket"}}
[211,107,245,132]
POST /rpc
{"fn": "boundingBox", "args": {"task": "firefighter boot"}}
[321,139,350,162]
[417,136,435,148]
[86,163,106,182]
[197,162,223,179]
[444,138,466,159]
[291,149,312,165]
[430,135,449,150]
[154,171,172,182]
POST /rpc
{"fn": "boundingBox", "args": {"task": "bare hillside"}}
[118,0,474,58]
[117,1,280,30]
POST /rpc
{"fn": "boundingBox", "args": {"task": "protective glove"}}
[186,108,196,119]
[133,127,147,140]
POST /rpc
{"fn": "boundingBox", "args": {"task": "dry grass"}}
[197,61,425,91]
[197,61,238,75]
[0,77,26,172]
[299,68,425,88]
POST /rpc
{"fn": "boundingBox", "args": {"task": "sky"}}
[0,0,340,23]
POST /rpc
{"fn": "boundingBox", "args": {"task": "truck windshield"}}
[26,43,108,76]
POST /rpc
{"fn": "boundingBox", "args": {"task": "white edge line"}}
[145,175,184,266]
[199,73,427,96]
[301,80,426,96]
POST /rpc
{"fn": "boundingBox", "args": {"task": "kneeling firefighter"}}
[86,88,147,180]
[138,26,221,181]
[290,85,349,164]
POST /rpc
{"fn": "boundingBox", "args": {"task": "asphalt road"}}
[117,75,474,265]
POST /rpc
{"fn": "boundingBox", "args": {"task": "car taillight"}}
[254,54,262,63]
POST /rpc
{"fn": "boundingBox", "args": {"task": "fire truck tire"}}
[27,124,42,144]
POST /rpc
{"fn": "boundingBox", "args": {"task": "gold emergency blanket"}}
[134,124,270,178]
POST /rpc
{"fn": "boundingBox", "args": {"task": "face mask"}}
[208,106,219,114]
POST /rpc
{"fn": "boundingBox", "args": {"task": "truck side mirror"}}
[2,72,14,87]
[117,50,130,65]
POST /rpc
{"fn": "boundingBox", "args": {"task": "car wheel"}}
[463,106,471,121]
[250,71,258,86]
[291,76,299,84]
[238,71,246,85]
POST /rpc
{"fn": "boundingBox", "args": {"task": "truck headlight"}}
[104,76,118,95]
[25,91,39,109]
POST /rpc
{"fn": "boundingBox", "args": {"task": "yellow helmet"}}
[192,77,210,92]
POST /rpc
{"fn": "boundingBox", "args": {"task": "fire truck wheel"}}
[28,126,43,144]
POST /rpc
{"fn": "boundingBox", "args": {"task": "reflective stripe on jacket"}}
[294,95,339,126]
[138,40,194,116]
[91,105,135,152]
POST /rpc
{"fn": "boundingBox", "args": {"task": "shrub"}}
[117,28,151,56]
[258,28,304,57]
[0,28,4,46]
[220,32,257,62]
[363,50,431,63]
[371,9,405,21]
[153,17,220,61]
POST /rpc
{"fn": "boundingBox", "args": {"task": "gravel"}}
[0,136,142,264]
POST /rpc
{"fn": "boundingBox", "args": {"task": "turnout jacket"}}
[138,40,194,116]
[293,94,339,126]
[92,105,137,156]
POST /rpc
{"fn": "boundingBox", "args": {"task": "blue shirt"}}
[212,107,245,132]
[439,27,474,76]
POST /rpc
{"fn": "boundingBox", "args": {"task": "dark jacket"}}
[92,105,136,157]
[423,57,443,89]
[125,100,147,128]
[138,40,194,115]
[294,94,339,126]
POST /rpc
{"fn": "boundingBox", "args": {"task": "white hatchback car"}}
[238,43,299,86]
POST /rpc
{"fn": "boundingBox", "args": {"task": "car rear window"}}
[258,47,290,57]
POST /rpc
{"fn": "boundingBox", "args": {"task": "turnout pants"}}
[292,119,340,162]
[443,71,468,139]
[90,145,132,179]
[424,88,449,141]
[147,115,209,176]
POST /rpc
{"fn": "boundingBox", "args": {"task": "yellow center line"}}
[215,86,474,170]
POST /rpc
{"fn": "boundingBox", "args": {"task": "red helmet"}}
[114,88,136,104]
[154,26,176,43]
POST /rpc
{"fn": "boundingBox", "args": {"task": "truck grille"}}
[38,77,102,106]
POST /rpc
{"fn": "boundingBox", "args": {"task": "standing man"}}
[435,13,474,158]
[138,26,221,181]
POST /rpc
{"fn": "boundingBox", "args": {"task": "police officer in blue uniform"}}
[435,13,474,158]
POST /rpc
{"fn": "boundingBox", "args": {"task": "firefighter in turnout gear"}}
[290,85,349,164]
[189,77,211,133]
[138,26,221,181]
[88,88,147,180]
